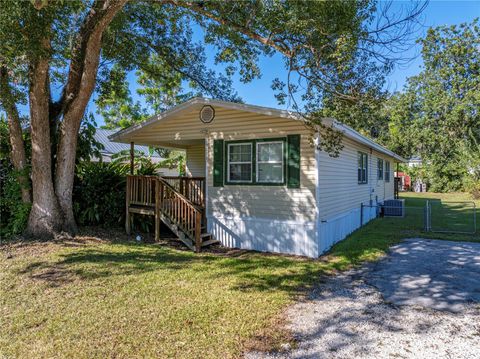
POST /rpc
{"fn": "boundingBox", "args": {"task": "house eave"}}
[323,119,407,162]
[109,97,406,162]
[108,97,301,143]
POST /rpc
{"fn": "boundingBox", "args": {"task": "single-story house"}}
[94,128,179,176]
[110,97,405,258]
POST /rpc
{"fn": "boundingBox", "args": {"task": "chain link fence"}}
[427,200,477,234]
[361,200,477,235]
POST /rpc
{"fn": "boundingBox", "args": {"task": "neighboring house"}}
[407,156,422,167]
[94,129,179,176]
[111,97,405,258]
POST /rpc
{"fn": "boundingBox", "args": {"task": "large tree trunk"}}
[25,53,63,238]
[55,30,103,233]
[0,67,31,203]
[55,0,127,233]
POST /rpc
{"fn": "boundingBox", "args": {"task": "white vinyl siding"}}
[317,137,396,220]
[185,144,205,177]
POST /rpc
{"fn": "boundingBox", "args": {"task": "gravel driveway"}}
[247,239,480,359]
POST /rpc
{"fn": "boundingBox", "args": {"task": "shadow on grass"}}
[17,241,328,297]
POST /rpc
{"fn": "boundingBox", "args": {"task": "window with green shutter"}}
[219,135,300,187]
[287,134,300,188]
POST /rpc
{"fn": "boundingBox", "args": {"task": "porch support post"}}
[155,178,160,241]
[126,176,131,235]
[395,162,400,199]
[130,141,135,175]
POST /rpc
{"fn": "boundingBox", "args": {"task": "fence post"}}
[424,200,430,232]
[360,202,364,226]
[473,202,477,234]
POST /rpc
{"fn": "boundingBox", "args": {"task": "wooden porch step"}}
[129,206,155,215]
[201,238,220,247]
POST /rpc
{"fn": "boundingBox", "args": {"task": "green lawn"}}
[331,192,479,268]
[1,192,478,358]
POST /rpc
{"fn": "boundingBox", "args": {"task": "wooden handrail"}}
[158,178,202,252]
[126,175,203,251]
[160,176,205,207]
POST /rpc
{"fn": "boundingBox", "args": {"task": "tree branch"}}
[0,66,31,203]
[54,0,128,118]
[164,0,293,57]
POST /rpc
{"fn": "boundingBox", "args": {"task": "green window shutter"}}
[213,139,224,187]
[287,134,301,188]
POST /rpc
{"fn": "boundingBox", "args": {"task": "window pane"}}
[229,164,251,181]
[258,144,270,162]
[258,142,282,162]
[258,163,283,182]
[229,144,251,162]
[230,153,242,162]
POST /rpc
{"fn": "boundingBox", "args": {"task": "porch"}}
[125,175,217,252]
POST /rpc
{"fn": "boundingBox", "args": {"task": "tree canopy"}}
[385,19,480,192]
[0,0,426,237]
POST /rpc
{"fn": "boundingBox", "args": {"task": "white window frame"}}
[256,141,284,184]
[358,151,368,184]
[385,161,391,182]
[377,158,384,180]
[227,142,253,183]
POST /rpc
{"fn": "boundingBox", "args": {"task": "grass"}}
[1,192,478,358]
[0,234,347,359]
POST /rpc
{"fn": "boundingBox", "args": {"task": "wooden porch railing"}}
[125,175,206,252]
[126,175,158,207]
[161,176,206,207]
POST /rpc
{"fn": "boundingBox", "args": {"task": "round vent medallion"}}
[200,105,215,123]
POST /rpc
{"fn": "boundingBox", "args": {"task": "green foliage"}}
[110,147,185,176]
[0,119,30,239]
[73,162,128,227]
[96,65,148,129]
[73,153,167,231]
[385,19,480,192]
[0,168,31,239]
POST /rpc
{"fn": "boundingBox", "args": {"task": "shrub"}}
[73,162,128,227]
[0,169,31,239]
[464,178,480,199]
[0,120,31,240]
[73,159,158,232]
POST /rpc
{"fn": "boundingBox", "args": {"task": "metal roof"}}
[94,129,163,158]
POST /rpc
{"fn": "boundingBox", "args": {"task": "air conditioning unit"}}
[383,199,405,217]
